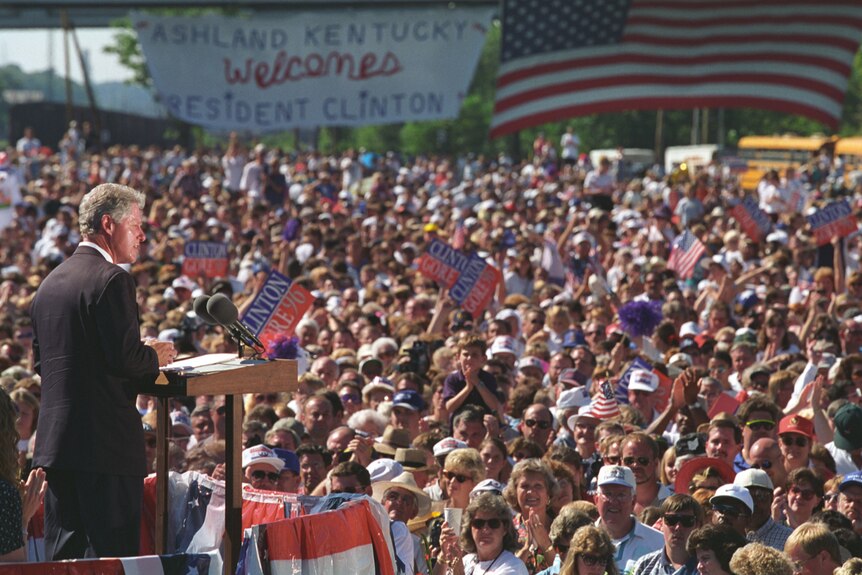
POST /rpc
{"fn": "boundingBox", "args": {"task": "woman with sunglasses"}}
[504,459,559,574]
[772,468,823,528]
[441,448,486,511]
[559,525,618,575]
[435,492,527,575]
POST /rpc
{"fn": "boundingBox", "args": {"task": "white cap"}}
[367,459,404,483]
[557,387,591,411]
[597,465,636,490]
[710,484,754,513]
[733,468,774,491]
[628,369,659,393]
[679,321,701,338]
[242,445,285,471]
[766,230,789,245]
[489,335,518,357]
[518,356,544,373]
[433,437,468,458]
[573,231,596,247]
[668,353,693,367]
[567,404,600,431]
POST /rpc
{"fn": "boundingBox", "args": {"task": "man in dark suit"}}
[30,183,176,560]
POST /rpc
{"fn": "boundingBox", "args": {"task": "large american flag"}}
[491,0,862,137]
[667,229,707,280]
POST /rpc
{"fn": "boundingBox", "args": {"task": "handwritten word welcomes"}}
[224,50,402,88]
[134,7,494,131]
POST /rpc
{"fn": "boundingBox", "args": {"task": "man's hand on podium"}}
[145,338,178,367]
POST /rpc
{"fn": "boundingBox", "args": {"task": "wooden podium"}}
[142,354,298,574]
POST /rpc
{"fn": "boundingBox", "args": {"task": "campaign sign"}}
[181,241,229,278]
[418,239,500,316]
[807,200,856,246]
[242,270,313,338]
[615,356,671,412]
[729,196,771,242]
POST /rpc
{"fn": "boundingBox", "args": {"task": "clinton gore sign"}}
[133,7,493,132]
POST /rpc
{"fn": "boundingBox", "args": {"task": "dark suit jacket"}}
[31,246,159,476]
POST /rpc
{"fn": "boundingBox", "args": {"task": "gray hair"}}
[78,183,145,237]
[347,409,388,436]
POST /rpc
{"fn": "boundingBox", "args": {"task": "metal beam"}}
[0,0,499,28]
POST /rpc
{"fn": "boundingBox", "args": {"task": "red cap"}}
[778,414,813,439]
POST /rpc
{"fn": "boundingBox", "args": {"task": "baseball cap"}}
[368,459,404,483]
[674,433,707,458]
[710,484,754,514]
[272,448,300,474]
[734,468,774,491]
[628,369,659,393]
[778,414,814,439]
[597,465,636,490]
[839,470,862,492]
[470,479,506,499]
[679,321,701,338]
[518,356,545,373]
[668,353,693,368]
[557,387,591,411]
[558,368,587,387]
[391,390,426,412]
[834,404,862,451]
[489,336,518,357]
[433,437,468,458]
[242,445,285,471]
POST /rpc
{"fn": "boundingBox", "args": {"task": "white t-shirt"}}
[462,550,528,575]
[826,442,860,476]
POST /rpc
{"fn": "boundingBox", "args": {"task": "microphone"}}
[206,293,264,349]
[193,295,218,326]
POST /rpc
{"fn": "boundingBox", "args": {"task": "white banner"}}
[133,8,494,132]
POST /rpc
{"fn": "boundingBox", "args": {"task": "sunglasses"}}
[471,518,503,530]
[712,503,744,519]
[604,455,621,465]
[443,470,470,483]
[580,554,605,567]
[746,420,775,432]
[340,394,361,404]
[790,486,817,501]
[525,419,552,430]
[663,514,697,528]
[751,460,772,470]
[250,470,280,482]
[780,435,808,448]
[623,456,651,467]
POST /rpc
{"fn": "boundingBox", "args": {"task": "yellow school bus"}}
[836,137,862,185]
[736,135,836,191]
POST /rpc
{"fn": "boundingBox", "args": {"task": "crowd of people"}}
[1,124,862,574]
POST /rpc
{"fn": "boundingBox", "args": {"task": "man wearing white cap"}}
[734,469,792,550]
[553,386,591,449]
[627,369,661,426]
[242,445,285,492]
[595,465,663,573]
[709,484,753,537]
